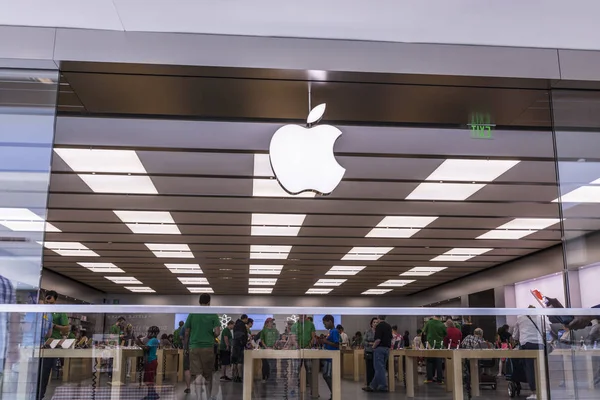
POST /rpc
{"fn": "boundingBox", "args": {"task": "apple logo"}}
[269,103,345,195]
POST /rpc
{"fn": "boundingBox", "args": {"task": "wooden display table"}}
[404,349,455,396]
[552,348,600,396]
[243,349,341,400]
[156,348,181,385]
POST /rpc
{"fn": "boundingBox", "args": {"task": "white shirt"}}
[340,332,349,346]
[513,315,549,345]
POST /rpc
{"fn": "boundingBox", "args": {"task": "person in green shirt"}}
[422,316,447,383]
[219,320,234,381]
[291,315,316,393]
[173,320,184,348]
[259,318,279,381]
[183,293,221,398]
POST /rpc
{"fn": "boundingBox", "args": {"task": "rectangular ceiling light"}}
[251,213,307,236]
[0,221,61,232]
[153,251,194,258]
[554,186,600,203]
[125,286,155,293]
[401,267,447,276]
[253,154,274,177]
[79,174,158,194]
[0,208,43,221]
[431,248,492,261]
[378,279,415,287]
[325,266,365,276]
[43,242,99,257]
[114,210,175,224]
[252,179,315,198]
[315,279,347,286]
[145,243,190,251]
[188,287,214,293]
[105,276,142,284]
[54,148,148,173]
[178,277,209,285]
[426,159,520,182]
[249,288,273,294]
[249,265,284,275]
[250,245,292,259]
[165,264,203,274]
[78,262,124,273]
[406,183,485,201]
[477,230,534,240]
[497,218,560,230]
[126,223,181,234]
[249,278,278,285]
[342,247,393,261]
[251,226,302,236]
[374,216,438,228]
[362,289,393,295]
[306,288,333,294]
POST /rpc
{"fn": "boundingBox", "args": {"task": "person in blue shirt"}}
[318,315,340,400]
[136,326,160,400]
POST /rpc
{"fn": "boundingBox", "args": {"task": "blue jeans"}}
[370,346,389,390]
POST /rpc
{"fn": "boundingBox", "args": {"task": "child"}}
[136,326,160,400]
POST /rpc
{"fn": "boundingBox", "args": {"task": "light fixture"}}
[249,265,284,275]
[253,154,274,177]
[78,262,125,273]
[0,221,61,232]
[406,183,485,201]
[125,224,181,234]
[314,279,346,286]
[496,218,560,230]
[165,264,203,274]
[325,266,365,276]
[378,280,415,287]
[188,287,214,293]
[341,247,393,261]
[306,288,333,294]
[431,248,492,261]
[554,186,600,203]
[425,159,520,182]
[105,276,142,284]
[178,277,209,285]
[54,148,148,173]
[362,289,392,295]
[125,286,155,293]
[366,216,438,238]
[249,288,273,294]
[249,278,277,286]
[79,174,158,194]
[251,213,307,236]
[252,179,315,198]
[249,245,292,259]
[477,230,534,240]
[401,267,447,276]
[146,243,193,258]
[42,242,99,257]
[114,210,175,224]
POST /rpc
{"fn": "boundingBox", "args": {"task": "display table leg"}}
[156,350,164,386]
[353,352,360,382]
[536,353,548,400]
[310,360,319,398]
[405,356,415,397]
[62,358,71,382]
[242,353,253,400]
[388,353,395,392]
[470,358,480,396]
[452,355,464,400]
[332,354,341,400]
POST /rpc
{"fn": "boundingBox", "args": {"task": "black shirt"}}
[374,320,393,348]
[233,319,248,348]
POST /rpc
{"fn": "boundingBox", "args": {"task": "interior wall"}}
[514,272,565,308]
[40,269,106,304]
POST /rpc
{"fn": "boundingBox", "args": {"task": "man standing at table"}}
[423,315,446,384]
[291,315,317,393]
[365,315,392,393]
[319,315,340,400]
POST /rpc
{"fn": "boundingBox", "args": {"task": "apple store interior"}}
[3,62,600,400]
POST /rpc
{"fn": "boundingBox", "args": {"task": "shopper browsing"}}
[423,316,446,384]
[362,317,378,390]
[337,325,349,348]
[136,326,160,400]
[259,318,279,382]
[365,315,392,393]
[231,314,249,383]
[318,315,340,400]
[173,320,184,349]
[219,320,234,382]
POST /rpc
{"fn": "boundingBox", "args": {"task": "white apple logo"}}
[269,103,345,195]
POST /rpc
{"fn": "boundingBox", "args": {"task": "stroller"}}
[505,358,528,397]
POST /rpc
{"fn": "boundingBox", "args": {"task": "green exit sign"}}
[468,113,495,139]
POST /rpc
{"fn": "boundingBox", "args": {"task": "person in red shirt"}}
[443,319,462,349]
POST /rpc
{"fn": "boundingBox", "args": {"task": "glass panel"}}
[0,69,58,399]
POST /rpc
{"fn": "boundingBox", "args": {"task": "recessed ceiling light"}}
[54,148,148,173]
[362,289,392,295]
[251,213,307,226]
[0,221,61,232]
[426,159,520,182]
[306,288,333,294]
[249,265,284,275]
[554,186,600,203]
[52,249,100,257]
[250,245,292,259]
[401,267,447,276]
[105,276,142,284]
[476,230,534,240]
[315,279,346,286]
[341,247,393,261]
[153,251,194,258]
[114,210,175,224]
[325,266,365,276]
[431,248,492,261]
[78,262,125,273]
[366,228,421,238]
[496,218,560,230]
[251,226,302,236]
[252,179,315,198]
[165,264,203,274]
[126,224,181,234]
[406,183,485,201]
[79,174,158,194]
[125,286,155,293]
[249,288,273,294]
[178,277,209,285]
[375,216,438,228]
[43,242,99,257]
[378,279,415,287]
[0,208,42,221]
[188,287,214,293]
[249,278,278,286]
[146,244,190,251]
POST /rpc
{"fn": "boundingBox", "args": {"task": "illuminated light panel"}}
[78,262,124,273]
[249,278,278,286]
[0,208,43,221]
[105,276,142,284]
[477,230,534,240]
[178,277,209,285]
[250,245,292,259]
[52,249,99,257]
[497,218,560,230]
[431,248,493,262]
[54,148,147,173]
[253,154,275,177]
[249,265,283,275]
[114,210,175,224]
[362,289,393,295]
[43,242,99,257]
[188,287,214,294]
[145,244,190,251]
[251,226,302,236]
[252,179,315,198]
[401,267,447,277]
[314,279,346,286]
[126,224,181,234]
[249,288,273,294]
[153,251,194,258]
[79,174,158,194]
[341,247,393,261]
[554,186,600,203]
[306,288,333,294]
[0,221,60,232]
[251,213,307,236]
[426,159,520,182]
[165,264,203,274]
[126,286,155,293]
[378,279,415,287]
[406,183,485,201]
[325,266,365,276]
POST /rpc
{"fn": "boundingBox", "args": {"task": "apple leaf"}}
[307,103,326,124]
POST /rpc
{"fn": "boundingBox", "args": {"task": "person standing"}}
[443,319,462,349]
[336,325,349,349]
[362,317,378,390]
[0,274,19,397]
[173,321,185,349]
[135,326,160,400]
[291,315,317,394]
[219,320,234,382]
[366,315,392,392]
[423,316,446,384]
[180,324,192,394]
[318,315,340,400]
[183,293,221,400]
[107,316,126,382]
[259,318,279,382]
[231,314,249,383]
[513,309,549,400]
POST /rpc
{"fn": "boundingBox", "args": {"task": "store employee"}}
[45,290,69,339]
